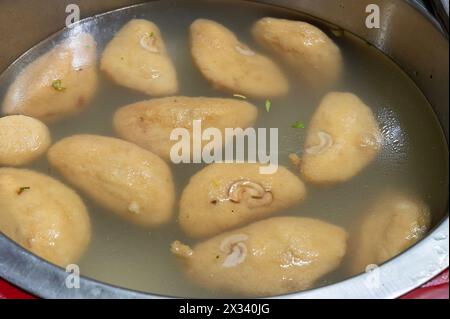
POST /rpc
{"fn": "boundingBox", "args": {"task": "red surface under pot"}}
[0,269,448,299]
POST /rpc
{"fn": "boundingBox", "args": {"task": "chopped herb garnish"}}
[292,121,305,129]
[265,99,272,112]
[17,187,30,195]
[51,79,66,91]
[145,32,155,38]
[233,94,247,100]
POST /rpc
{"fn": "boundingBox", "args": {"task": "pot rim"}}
[0,0,448,299]
[1,219,448,299]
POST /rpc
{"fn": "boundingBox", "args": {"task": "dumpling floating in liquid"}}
[171,217,348,297]
[252,17,343,89]
[47,135,175,228]
[0,115,51,166]
[0,168,91,267]
[178,163,306,238]
[2,33,98,123]
[190,19,289,98]
[100,19,178,96]
[350,191,431,275]
[299,92,382,184]
[113,96,258,161]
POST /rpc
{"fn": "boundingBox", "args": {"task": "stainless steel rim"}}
[0,0,448,299]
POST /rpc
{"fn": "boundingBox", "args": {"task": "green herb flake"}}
[51,79,66,91]
[265,99,272,112]
[145,32,155,38]
[292,121,305,129]
[233,94,247,100]
[17,187,30,195]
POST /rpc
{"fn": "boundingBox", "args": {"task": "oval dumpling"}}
[172,217,348,296]
[100,19,178,96]
[190,19,289,98]
[0,115,51,166]
[2,33,98,123]
[300,92,382,184]
[113,96,258,161]
[351,191,431,275]
[252,17,342,88]
[0,168,91,267]
[47,135,175,227]
[179,163,306,238]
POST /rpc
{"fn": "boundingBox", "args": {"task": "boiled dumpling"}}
[172,217,348,296]
[113,96,258,161]
[100,19,178,96]
[0,115,51,166]
[47,135,175,227]
[0,168,91,267]
[300,92,382,184]
[179,163,306,238]
[190,19,289,98]
[252,17,342,88]
[2,33,98,123]
[351,191,431,275]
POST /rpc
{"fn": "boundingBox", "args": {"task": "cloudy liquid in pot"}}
[0,0,448,297]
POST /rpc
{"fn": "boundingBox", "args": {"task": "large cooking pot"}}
[0,0,448,299]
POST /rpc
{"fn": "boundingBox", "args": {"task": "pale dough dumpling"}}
[172,217,348,296]
[190,19,289,98]
[100,19,178,96]
[0,115,51,166]
[0,168,91,267]
[300,92,382,184]
[2,33,98,123]
[252,17,342,88]
[351,192,431,275]
[179,163,306,238]
[113,96,258,160]
[47,135,175,227]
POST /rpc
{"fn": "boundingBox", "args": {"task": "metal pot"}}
[0,0,448,299]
